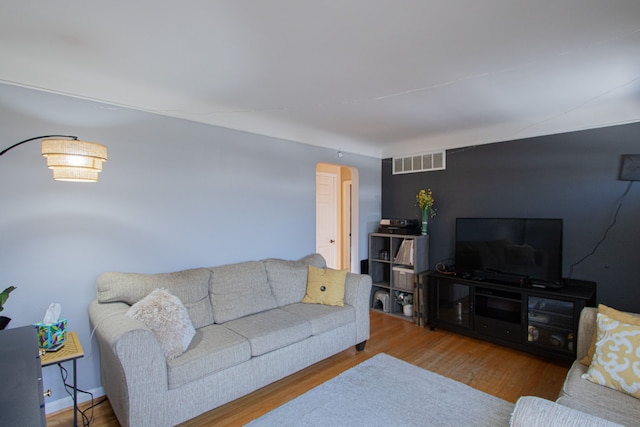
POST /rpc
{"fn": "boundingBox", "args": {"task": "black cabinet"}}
[428,273,596,362]
[0,326,47,427]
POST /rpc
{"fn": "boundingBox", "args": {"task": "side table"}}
[41,331,84,427]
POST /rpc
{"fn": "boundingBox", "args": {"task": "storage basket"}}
[393,267,416,292]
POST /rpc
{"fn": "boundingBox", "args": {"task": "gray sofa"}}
[554,307,640,426]
[88,254,371,427]
[509,306,639,426]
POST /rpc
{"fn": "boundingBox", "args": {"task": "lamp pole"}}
[0,135,78,157]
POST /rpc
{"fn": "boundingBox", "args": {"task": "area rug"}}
[246,353,514,426]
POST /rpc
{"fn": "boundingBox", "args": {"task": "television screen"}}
[455,218,563,287]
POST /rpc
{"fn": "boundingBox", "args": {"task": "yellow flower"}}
[416,188,435,210]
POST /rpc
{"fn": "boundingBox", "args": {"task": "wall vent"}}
[392,150,446,174]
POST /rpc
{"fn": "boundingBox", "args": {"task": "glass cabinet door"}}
[527,296,575,354]
[435,281,471,329]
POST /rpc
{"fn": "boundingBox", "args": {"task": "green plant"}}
[395,291,413,306]
[0,286,16,312]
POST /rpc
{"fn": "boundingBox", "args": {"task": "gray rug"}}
[246,353,514,426]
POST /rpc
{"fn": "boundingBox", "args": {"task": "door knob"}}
[330,239,335,243]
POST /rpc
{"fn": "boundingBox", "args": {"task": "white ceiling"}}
[1,1,639,158]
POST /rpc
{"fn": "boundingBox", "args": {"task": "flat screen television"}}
[455,218,563,288]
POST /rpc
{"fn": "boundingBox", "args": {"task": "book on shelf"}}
[394,239,414,265]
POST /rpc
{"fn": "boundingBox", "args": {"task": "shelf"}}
[527,325,574,353]
[478,308,521,324]
[528,320,572,333]
[369,233,430,274]
[369,233,429,325]
[372,281,390,289]
[528,308,573,319]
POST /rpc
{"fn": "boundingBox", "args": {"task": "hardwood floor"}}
[47,311,570,426]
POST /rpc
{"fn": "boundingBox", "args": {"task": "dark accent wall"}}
[382,122,640,312]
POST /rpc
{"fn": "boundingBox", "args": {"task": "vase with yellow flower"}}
[416,188,436,235]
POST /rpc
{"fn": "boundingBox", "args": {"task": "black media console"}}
[427,272,596,362]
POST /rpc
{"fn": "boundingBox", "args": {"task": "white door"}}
[316,172,338,268]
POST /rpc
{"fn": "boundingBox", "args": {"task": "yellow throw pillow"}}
[302,265,347,307]
[580,304,640,366]
[582,312,640,399]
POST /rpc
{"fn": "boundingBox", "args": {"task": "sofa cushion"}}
[511,396,622,427]
[582,312,640,399]
[302,265,347,307]
[281,302,355,335]
[580,304,640,366]
[298,253,328,269]
[559,360,640,425]
[264,259,308,306]
[97,268,214,329]
[264,254,328,306]
[223,308,312,356]
[208,261,278,324]
[166,324,251,389]
[126,289,196,360]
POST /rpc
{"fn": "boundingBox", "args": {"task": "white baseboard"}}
[45,386,105,414]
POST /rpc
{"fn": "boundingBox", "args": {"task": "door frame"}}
[316,163,359,272]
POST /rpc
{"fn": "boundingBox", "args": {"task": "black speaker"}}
[620,155,640,181]
[360,259,368,275]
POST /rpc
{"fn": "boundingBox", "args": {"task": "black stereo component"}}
[377,226,420,235]
[380,219,420,227]
[378,218,421,235]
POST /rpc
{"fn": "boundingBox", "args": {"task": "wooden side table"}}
[41,331,84,427]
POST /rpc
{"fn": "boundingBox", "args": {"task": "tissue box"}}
[34,319,68,350]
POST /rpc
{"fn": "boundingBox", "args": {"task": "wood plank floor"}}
[47,311,570,426]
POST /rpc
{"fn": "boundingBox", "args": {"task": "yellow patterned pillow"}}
[302,265,346,306]
[582,312,640,399]
[580,304,640,366]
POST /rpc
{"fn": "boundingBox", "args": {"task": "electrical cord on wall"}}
[568,181,634,278]
[84,310,128,359]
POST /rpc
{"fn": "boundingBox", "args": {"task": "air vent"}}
[392,150,446,174]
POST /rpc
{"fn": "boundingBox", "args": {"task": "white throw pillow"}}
[126,288,196,360]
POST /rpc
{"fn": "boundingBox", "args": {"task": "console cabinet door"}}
[433,279,472,330]
[526,296,577,356]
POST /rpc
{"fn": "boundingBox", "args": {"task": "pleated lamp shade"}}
[41,139,108,182]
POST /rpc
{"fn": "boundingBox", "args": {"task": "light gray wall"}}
[0,83,381,410]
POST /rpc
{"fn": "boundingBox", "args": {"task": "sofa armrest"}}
[510,396,623,427]
[576,307,597,361]
[88,299,169,426]
[344,272,372,345]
